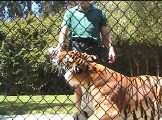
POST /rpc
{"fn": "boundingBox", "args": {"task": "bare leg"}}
[74,85,82,109]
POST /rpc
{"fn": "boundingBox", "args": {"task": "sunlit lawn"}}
[0,95,77,115]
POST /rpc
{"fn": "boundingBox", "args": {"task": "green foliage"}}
[0,1,65,21]
[95,1,162,76]
[96,1,162,45]
[0,20,5,82]
[1,13,69,95]
[0,1,162,95]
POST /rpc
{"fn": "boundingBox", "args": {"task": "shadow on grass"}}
[1,101,75,115]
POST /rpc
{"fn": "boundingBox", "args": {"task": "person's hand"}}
[55,45,63,54]
[47,45,63,56]
[47,46,63,62]
[108,49,116,64]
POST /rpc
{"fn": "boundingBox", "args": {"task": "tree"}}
[1,1,162,95]
[1,13,65,94]
[94,1,162,76]
[0,1,42,21]
[40,1,65,18]
[0,1,66,21]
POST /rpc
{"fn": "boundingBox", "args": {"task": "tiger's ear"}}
[65,54,73,62]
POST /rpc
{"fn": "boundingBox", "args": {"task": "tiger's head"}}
[47,48,97,75]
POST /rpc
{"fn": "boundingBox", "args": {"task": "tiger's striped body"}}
[48,50,162,120]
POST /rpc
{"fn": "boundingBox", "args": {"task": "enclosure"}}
[0,1,162,120]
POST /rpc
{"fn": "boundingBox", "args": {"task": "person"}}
[55,1,116,118]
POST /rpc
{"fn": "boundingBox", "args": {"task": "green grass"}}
[0,95,78,115]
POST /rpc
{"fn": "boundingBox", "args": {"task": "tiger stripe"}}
[50,50,162,120]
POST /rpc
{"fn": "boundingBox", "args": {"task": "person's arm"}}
[59,27,82,109]
[56,26,69,52]
[56,8,71,52]
[100,26,116,64]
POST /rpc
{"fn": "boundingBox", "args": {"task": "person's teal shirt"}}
[61,3,108,42]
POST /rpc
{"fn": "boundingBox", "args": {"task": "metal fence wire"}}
[0,1,162,120]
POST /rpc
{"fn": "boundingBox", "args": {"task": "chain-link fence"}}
[0,1,162,120]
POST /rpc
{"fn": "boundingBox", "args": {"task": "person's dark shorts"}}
[68,38,108,66]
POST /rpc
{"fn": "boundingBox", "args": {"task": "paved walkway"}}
[0,114,74,120]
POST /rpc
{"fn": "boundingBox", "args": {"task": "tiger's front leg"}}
[73,110,93,120]
[88,106,120,120]
[87,101,120,120]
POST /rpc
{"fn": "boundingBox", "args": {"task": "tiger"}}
[47,49,162,120]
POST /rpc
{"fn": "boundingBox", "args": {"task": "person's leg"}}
[68,40,83,109]
[69,39,104,119]
[74,85,82,109]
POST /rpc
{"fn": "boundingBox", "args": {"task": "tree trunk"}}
[134,58,139,76]
[156,56,159,76]
[145,59,149,75]
[129,57,133,77]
